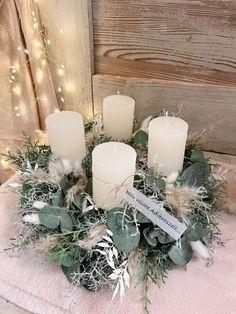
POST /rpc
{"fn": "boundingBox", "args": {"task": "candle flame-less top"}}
[103,95,135,141]
[148,116,188,176]
[92,142,137,183]
[45,111,86,163]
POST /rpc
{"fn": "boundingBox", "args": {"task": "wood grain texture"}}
[0,297,30,314]
[93,74,236,155]
[38,0,94,119]
[92,0,236,86]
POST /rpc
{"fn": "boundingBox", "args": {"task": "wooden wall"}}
[92,0,236,155]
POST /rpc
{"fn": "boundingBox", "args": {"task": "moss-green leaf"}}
[133,130,148,148]
[190,150,205,163]
[52,189,64,207]
[59,209,73,231]
[39,206,60,229]
[107,207,140,252]
[180,162,211,187]
[168,238,192,266]
[158,232,175,244]
[146,176,166,190]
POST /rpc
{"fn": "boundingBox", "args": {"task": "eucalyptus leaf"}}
[146,176,166,190]
[52,189,64,207]
[168,238,192,266]
[190,150,205,163]
[185,222,204,241]
[59,208,73,231]
[39,206,61,229]
[107,207,140,252]
[158,232,175,244]
[39,205,73,231]
[133,130,148,148]
[180,162,211,187]
[143,228,157,247]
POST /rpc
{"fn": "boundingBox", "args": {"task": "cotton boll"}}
[33,201,48,209]
[61,159,73,175]
[166,172,178,184]
[23,214,40,225]
[73,160,82,177]
[190,241,211,260]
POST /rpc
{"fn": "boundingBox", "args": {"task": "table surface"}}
[0,152,236,314]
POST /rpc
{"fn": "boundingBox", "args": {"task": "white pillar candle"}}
[103,95,135,141]
[92,142,137,210]
[148,116,188,176]
[45,111,86,164]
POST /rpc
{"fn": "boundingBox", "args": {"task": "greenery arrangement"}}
[4,113,225,313]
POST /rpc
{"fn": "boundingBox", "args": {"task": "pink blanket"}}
[0,153,236,314]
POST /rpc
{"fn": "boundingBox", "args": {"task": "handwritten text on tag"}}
[120,187,187,240]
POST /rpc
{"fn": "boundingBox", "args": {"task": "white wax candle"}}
[92,142,137,210]
[45,111,86,163]
[103,95,135,141]
[148,116,188,176]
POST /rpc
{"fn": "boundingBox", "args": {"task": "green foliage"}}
[107,208,140,252]
[180,162,211,187]
[133,130,148,149]
[6,119,224,314]
[2,133,51,171]
[39,205,73,231]
[168,237,192,266]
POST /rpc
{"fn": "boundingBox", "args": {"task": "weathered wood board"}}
[93,0,236,86]
[93,74,236,155]
[38,0,94,119]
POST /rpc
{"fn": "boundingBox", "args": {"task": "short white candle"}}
[148,116,188,176]
[103,95,135,141]
[92,142,137,210]
[45,111,86,163]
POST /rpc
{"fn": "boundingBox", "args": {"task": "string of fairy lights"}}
[1,0,75,177]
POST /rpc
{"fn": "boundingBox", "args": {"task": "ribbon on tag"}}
[120,187,187,240]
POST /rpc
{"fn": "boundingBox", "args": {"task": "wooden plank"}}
[38,0,94,119]
[93,74,236,155]
[92,0,236,86]
[0,297,30,314]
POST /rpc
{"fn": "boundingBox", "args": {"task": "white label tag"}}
[120,187,187,240]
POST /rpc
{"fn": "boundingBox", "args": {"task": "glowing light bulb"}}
[47,39,51,45]
[17,46,21,51]
[65,81,75,92]
[36,70,43,83]
[14,106,18,110]
[57,86,62,92]
[16,113,21,117]
[60,97,65,103]
[41,59,46,66]
[58,68,64,76]
[54,109,60,113]
[12,86,22,96]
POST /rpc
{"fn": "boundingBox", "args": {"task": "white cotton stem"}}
[23,214,40,225]
[166,172,179,184]
[61,159,73,175]
[190,241,211,260]
[140,115,153,133]
[33,201,48,209]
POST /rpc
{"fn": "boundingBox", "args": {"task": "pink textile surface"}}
[0,152,236,314]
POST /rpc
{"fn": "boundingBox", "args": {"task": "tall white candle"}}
[148,116,188,176]
[45,111,86,163]
[103,95,135,141]
[92,142,137,210]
